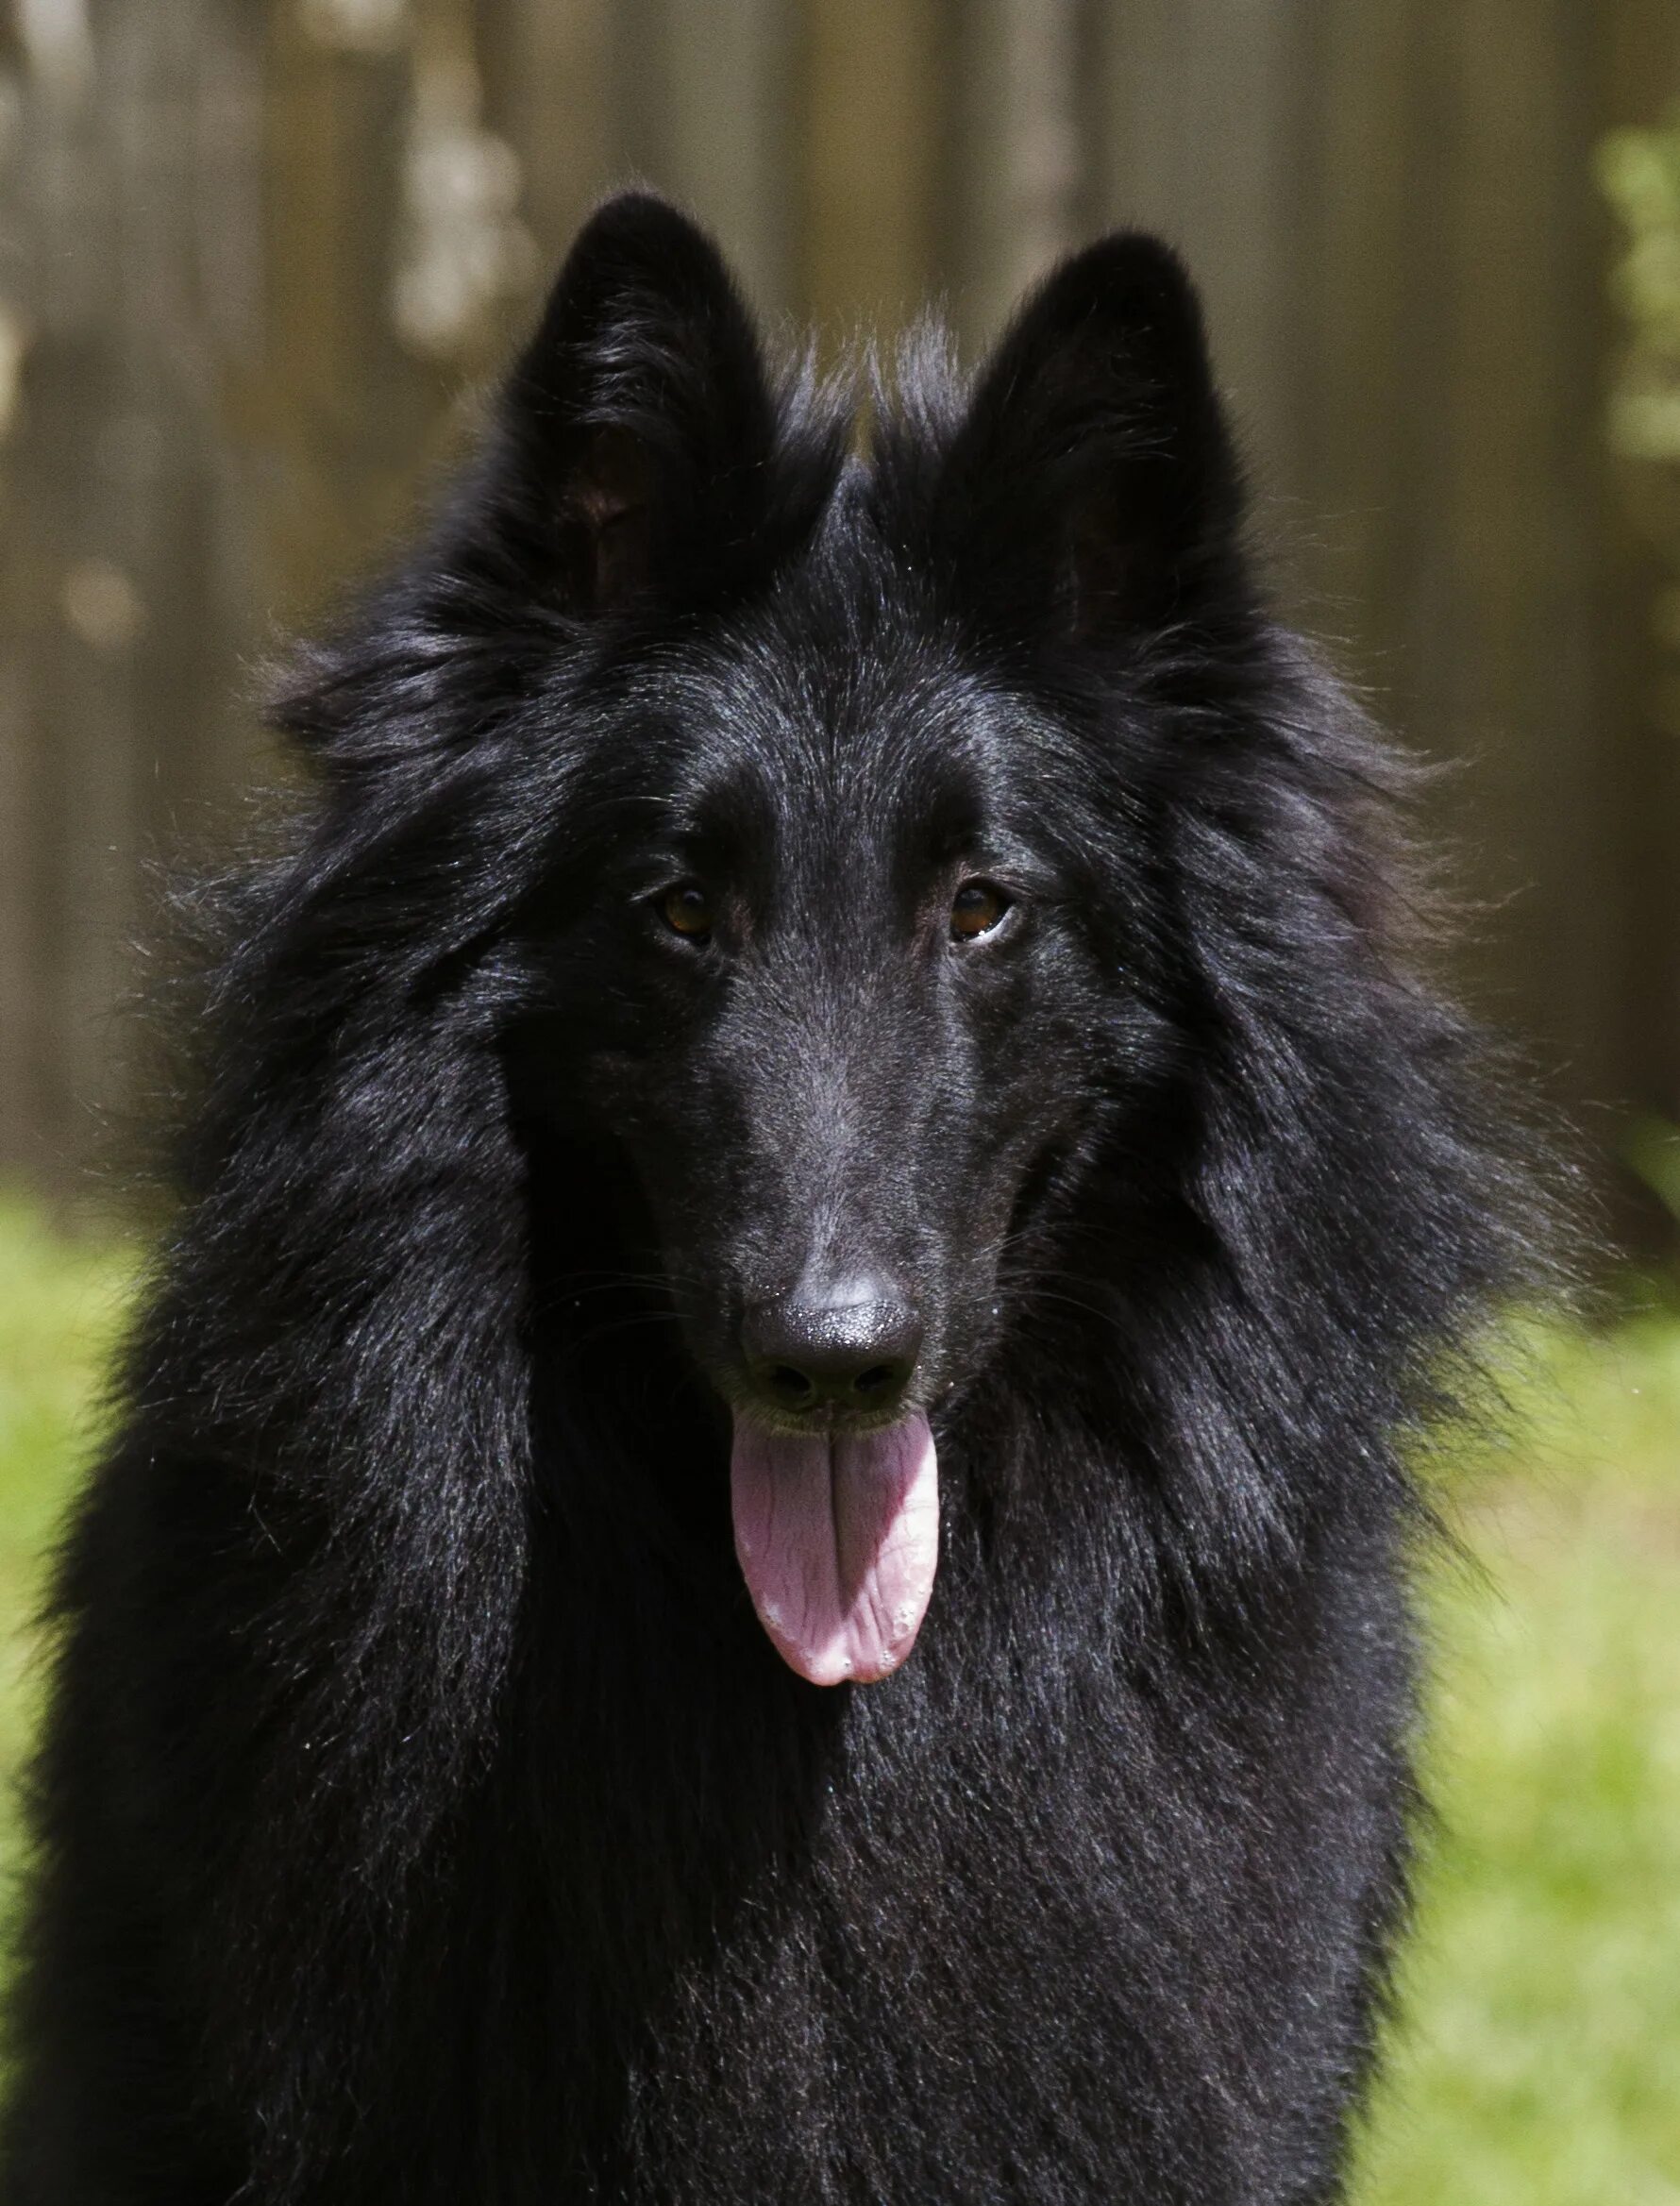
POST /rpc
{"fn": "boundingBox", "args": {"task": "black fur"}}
[4,194,1546,2203]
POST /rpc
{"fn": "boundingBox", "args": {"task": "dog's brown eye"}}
[660,883,714,940]
[950,881,1010,941]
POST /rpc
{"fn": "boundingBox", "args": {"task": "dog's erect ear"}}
[496,194,781,615]
[933,234,1244,640]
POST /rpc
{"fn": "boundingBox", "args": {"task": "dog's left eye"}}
[950,881,1011,941]
[658,883,714,941]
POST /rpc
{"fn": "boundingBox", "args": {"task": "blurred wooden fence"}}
[2,0,1677,1223]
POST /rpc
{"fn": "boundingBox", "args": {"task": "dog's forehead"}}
[659,614,1012,834]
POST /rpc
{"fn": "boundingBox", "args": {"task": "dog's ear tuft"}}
[933,234,1245,642]
[497,193,780,615]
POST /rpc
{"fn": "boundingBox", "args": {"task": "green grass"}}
[1,1196,1676,2198]
[0,1199,132,1914]
[1352,1315,1680,2204]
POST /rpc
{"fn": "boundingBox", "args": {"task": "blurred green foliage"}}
[1602,106,1680,686]
[0,1198,1676,2199]
[1601,109,1680,468]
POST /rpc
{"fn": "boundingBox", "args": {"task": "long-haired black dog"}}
[5,194,1542,2202]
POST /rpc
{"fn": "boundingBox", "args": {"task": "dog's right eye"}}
[658,883,714,941]
[950,881,1011,941]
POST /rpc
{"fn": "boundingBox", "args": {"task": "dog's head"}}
[488,196,1250,1681]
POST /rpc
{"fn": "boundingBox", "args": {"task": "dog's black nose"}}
[741,1281,923,1418]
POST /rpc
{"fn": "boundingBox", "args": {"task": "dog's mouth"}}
[729,1409,939,1687]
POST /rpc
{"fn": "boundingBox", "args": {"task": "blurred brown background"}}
[2,0,1678,1245]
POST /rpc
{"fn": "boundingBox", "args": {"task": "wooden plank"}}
[479,0,613,279]
[0,8,115,1184]
[1403,3,1616,1106]
[946,0,1082,355]
[1597,0,1680,1209]
[1291,3,1429,639]
[252,3,445,631]
[487,0,791,381]
[1089,0,1627,1138]
[0,26,39,1174]
[1086,0,1315,514]
[0,0,1662,1217]
[638,0,795,318]
[5,0,262,1186]
[796,0,950,345]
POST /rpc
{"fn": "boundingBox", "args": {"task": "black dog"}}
[4,194,1542,2202]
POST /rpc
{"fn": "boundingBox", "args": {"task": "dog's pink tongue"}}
[731,1413,938,1686]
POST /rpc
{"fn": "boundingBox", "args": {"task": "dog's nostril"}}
[853,1364,899,1396]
